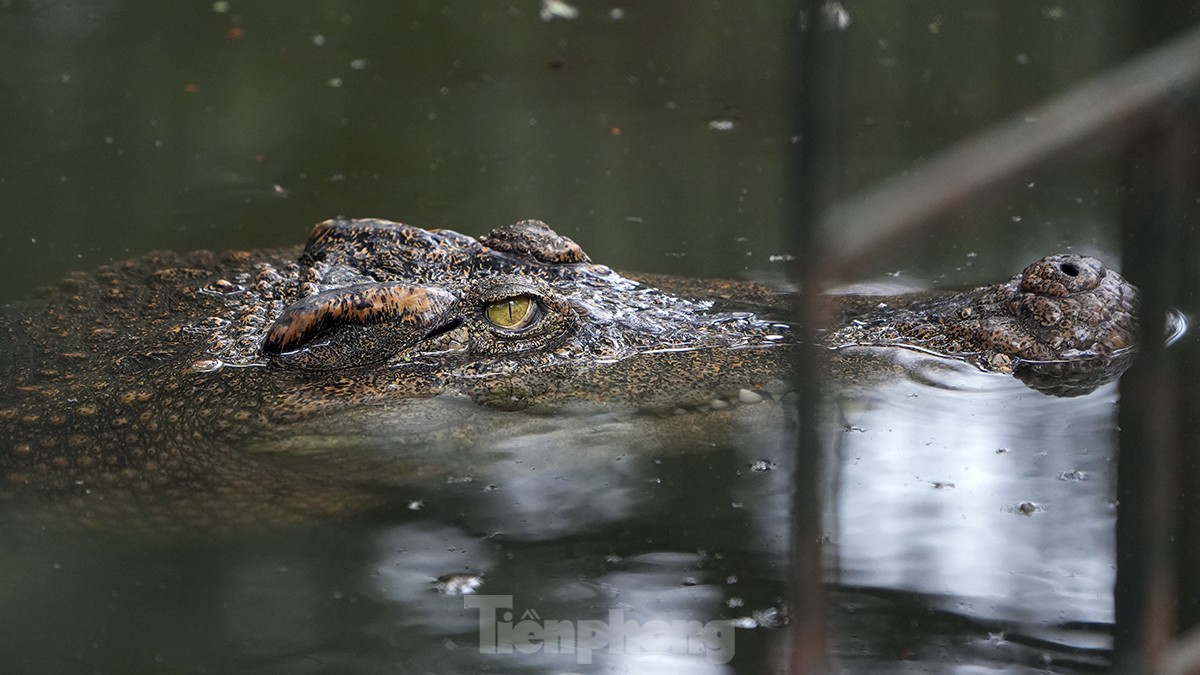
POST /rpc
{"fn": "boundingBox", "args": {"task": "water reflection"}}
[838,378,1116,610]
[830,356,1119,666]
[0,345,1127,672]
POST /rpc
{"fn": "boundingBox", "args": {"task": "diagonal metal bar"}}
[815,25,1200,282]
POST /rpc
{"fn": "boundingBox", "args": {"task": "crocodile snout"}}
[1019,254,1106,297]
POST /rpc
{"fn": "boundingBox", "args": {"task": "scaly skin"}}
[0,219,1139,533]
[826,253,1139,396]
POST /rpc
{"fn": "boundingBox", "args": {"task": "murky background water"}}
[1,0,1193,673]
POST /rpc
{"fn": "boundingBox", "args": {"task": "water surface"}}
[0,1,1171,672]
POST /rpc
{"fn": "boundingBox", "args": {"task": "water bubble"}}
[190,359,224,373]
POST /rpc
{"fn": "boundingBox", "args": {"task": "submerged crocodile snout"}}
[1019,254,1105,297]
[828,251,1140,395]
[1005,254,1137,357]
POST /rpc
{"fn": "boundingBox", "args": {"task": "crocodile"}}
[0,218,1139,534]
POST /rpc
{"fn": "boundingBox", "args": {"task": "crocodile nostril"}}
[1060,262,1080,277]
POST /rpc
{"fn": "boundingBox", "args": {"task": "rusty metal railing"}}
[787,14,1200,674]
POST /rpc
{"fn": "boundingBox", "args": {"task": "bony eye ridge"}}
[484,295,539,330]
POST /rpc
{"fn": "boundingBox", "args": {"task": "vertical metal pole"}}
[1113,110,1194,671]
[787,1,840,672]
[1171,117,1200,645]
[1162,119,1200,674]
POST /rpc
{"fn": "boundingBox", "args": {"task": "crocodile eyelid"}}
[263,283,457,355]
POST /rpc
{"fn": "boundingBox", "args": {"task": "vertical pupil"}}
[487,296,532,327]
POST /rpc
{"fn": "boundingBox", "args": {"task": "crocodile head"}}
[206,217,790,414]
[202,219,1143,408]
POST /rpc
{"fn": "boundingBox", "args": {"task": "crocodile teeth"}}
[738,389,764,404]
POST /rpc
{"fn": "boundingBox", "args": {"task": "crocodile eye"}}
[469,277,574,355]
[484,295,538,330]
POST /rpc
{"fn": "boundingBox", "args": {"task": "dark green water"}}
[1,0,1140,293]
[1,1,1183,673]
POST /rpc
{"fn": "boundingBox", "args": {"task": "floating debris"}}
[707,117,738,132]
[540,0,579,22]
[1009,501,1043,516]
[435,573,484,596]
[732,606,785,629]
[749,459,774,473]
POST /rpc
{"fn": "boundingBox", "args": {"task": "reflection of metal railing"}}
[787,11,1200,673]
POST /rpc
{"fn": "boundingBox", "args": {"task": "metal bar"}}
[787,1,840,672]
[1113,112,1192,672]
[1167,122,1200,667]
[815,25,1200,281]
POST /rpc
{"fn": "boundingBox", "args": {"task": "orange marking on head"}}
[263,284,455,355]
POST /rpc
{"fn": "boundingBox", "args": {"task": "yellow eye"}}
[484,295,536,329]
